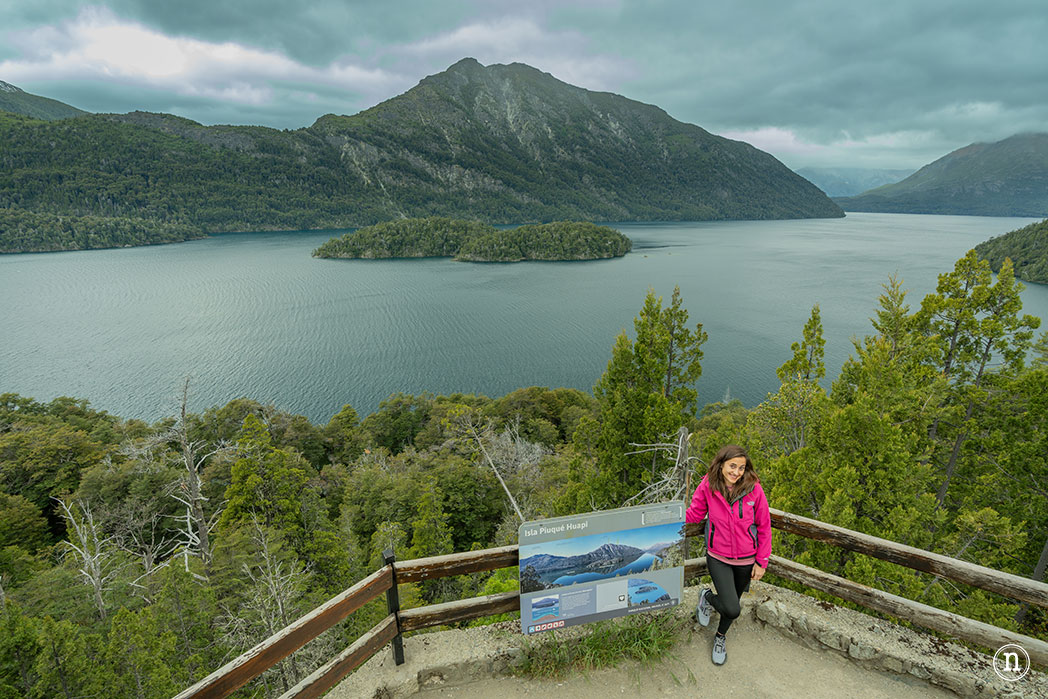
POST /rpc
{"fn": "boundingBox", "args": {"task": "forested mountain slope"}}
[835,133,1048,216]
[0,59,841,253]
[976,218,1048,284]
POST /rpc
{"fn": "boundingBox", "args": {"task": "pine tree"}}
[586,287,706,507]
[219,414,308,539]
[105,607,178,699]
[916,253,1040,507]
[0,598,39,698]
[776,303,826,383]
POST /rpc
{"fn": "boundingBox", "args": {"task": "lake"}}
[2,213,1045,424]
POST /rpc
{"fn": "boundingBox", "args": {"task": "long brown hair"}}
[707,444,758,502]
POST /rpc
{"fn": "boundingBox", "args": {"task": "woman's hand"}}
[751,564,766,581]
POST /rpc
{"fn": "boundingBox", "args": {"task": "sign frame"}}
[518,501,685,635]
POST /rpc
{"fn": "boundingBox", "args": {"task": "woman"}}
[685,444,771,665]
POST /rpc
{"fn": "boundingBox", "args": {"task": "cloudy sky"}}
[2,0,1044,170]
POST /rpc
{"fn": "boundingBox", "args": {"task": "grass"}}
[513,608,692,678]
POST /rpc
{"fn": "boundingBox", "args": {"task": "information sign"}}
[518,501,685,635]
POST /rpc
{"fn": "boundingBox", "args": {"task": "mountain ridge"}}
[0,80,87,121]
[0,59,842,253]
[835,133,1048,216]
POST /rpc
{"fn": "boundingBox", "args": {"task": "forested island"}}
[0,59,841,254]
[976,218,1048,284]
[0,209,203,253]
[1,250,1046,697]
[313,218,632,262]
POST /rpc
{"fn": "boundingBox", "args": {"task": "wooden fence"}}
[175,508,1048,698]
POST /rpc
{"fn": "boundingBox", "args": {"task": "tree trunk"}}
[935,339,992,509]
[178,379,212,566]
[1016,532,1048,626]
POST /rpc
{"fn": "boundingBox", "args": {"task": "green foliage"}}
[0,85,85,121]
[323,404,366,464]
[1,246,1047,694]
[0,422,105,530]
[407,480,453,561]
[0,209,202,253]
[31,615,106,699]
[976,218,1048,284]
[776,304,826,382]
[360,393,435,454]
[105,607,179,699]
[218,414,309,537]
[514,610,690,679]
[455,221,632,261]
[915,251,1040,508]
[1,63,842,254]
[314,217,491,258]
[0,600,40,697]
[583,287,706,507]
[314,217,632,262]
[0,494,49,553]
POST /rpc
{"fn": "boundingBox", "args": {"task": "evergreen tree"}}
[324,404,366,464]
[31,616,104,699]
[0,599,39,698]
[586,287,706,507]
[916,253,1040,507]
[407,480,453,561]
[776,303,826,383]
[153,563,222,687]
[219,414,308,539]
[105,607,179,699]
[748,304,832,463]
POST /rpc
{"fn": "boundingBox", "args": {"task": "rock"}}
[816,628,844,651]
[756,600,787,627]
[882,656,905,674]
[847,641,878,661]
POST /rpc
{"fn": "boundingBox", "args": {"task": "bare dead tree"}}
[116,502,179,603]
[55,498,127,620]
[485,416,550,477]
[622,426,702,507]
[444,409,526,522]
[219,518,310,695]
[165,378,232,572]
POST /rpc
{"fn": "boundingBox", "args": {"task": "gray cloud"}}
[2,0,1045,168]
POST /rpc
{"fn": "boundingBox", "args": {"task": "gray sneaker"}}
[695,587,712,627]
[712,633,726,665]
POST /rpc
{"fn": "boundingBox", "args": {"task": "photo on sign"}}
[530,595,561,623]
[518,521,685,594]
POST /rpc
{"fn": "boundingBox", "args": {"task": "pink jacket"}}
[686,475,772,568]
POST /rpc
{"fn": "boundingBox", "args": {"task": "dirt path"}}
[413,606,952,699]
[331,584,1046,698]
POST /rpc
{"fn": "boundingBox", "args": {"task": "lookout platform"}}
[330,584,1046,698]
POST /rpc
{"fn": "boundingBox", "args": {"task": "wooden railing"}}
[176,509,1048,698]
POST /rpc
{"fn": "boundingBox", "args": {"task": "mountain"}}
[835,134,1048,217]
[520,543,643,573]
[0,59,841,253]
[975,218,1048,284]
[796,167,912,197]
[0,80,86,120]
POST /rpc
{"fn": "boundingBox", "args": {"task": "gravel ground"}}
[331,583,1047,699]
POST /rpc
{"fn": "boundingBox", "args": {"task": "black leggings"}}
[706,556,753,635]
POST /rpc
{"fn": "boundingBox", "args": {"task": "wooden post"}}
[383,549,405,666]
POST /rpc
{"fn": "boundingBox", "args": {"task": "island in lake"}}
[312,217,632,262]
